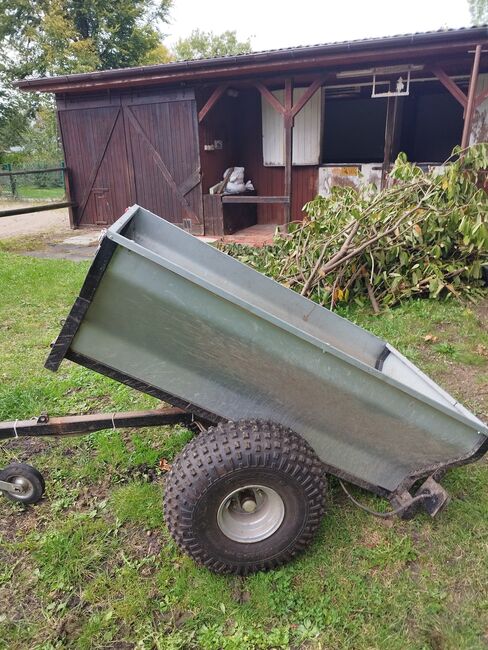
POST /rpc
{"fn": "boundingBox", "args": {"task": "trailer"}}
[1,205,487,574]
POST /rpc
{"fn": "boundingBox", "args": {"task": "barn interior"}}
[196,74,466,237]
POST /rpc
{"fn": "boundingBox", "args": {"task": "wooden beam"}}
[0,166,66,177]
[0,201,75,218]
[461,44,482,149]
[284,78,294,226]
[291,74,328,118]
[198,84,228,123]
[222,195,290,204]
[255,82,285,115]
[431,66,467,108]
[382,95,400,189]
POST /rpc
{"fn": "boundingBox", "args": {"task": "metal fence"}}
[0,162,66,201]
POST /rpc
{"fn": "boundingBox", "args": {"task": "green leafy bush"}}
[221,144,488,309]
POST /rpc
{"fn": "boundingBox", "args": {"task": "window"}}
[398,88,463,163]
[322,92,388,164]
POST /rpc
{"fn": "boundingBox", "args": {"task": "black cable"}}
[338,479,430,519]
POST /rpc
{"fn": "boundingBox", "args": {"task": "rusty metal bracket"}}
[415,476,450,517]
[390,475,450,519]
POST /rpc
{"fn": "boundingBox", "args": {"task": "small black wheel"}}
[0,463,45,505]
[164,420,326,574]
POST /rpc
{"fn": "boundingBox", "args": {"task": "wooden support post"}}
[461,44,482,150]
[198,84,228,123]
[284,78,293,226]
[381,95,400,189]
[63,166,76,229]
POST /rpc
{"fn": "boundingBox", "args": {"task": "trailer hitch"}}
[339,476,450,519]
[390,476,450,520]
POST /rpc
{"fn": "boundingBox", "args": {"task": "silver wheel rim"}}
[10,476,34,501]
[216,484,285,543]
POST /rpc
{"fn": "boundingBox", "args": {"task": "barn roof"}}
[15,25,488,94]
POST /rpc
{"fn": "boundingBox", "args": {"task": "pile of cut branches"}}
[221,144,488,310]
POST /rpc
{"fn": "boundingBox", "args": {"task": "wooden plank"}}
[221,195,290,204]
[0,166,65,177]
[62,167,75,229]
[125,105,202,224]
[255,82,286,115]
[198,84,228,122]
[121,105,137,204]
[22,37,488,94]
[382,95,400,189]
[76,108,121,222]
[431,66,467,108]
[291,75,327,118]
[0,201,75,218]
[178,168,201,197]
[203,194,223,235]
[284,79,293,225]
[461,44,483,149]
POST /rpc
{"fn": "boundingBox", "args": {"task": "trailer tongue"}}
[1,205,487,574]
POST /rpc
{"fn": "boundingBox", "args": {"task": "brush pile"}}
[221,144,488,310]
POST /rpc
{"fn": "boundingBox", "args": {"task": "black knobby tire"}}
[164,420,326,574]
[0,463,45,505]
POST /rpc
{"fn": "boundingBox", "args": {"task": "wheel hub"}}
[217,485,285,543]
[10,476,34,499]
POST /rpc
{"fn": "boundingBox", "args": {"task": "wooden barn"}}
[17,26,488,236]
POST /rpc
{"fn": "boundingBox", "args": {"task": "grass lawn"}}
[0,251,487,650]
[3,186,65,201]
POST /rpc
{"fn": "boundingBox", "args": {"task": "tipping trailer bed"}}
[1,204,487,573]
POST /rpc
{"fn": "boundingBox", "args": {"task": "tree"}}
[468,0,488,25]
[173,29,252,61]
[0,88,33,159]
[0,0,172,163]
[0,0,173,80]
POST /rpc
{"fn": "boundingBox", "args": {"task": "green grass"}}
[14,185,65,200]
[0,252,487,650]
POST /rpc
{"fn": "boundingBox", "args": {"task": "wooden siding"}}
[57,89,202,231]
[58,105,131,226]
[236,89,318,224]
[197,89,237,193]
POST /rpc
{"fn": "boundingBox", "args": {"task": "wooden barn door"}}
[57,100,132,227]
[123,89,204,235]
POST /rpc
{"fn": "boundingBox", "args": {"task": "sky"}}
[165,0,472,51]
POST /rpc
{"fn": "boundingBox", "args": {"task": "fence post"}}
[62,165,75,229]
[8,164,17,198]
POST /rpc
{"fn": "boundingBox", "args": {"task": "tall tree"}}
[468,0,488,25]
[0,0,173,80]
[173,29,252,61]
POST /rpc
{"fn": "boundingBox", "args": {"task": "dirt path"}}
[0,201,71,238]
